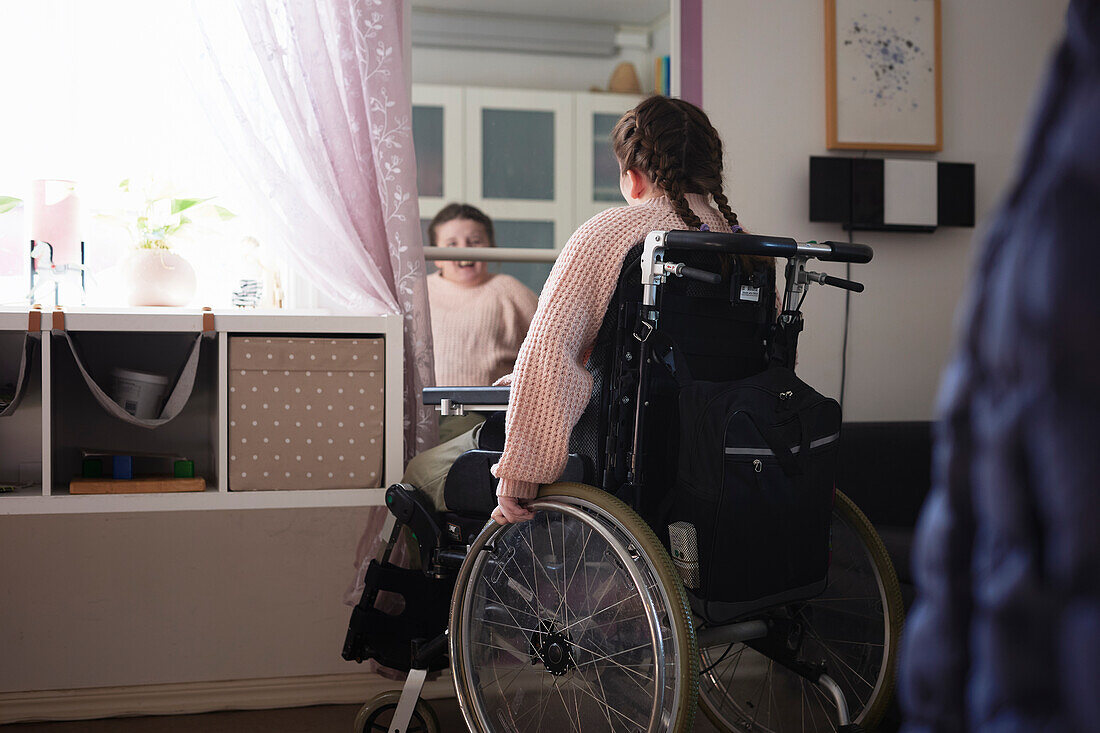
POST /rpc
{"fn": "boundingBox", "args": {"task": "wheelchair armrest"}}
[423,386,511,415]
[423,386,511,405]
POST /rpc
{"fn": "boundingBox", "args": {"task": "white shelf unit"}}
[0,307,403,514]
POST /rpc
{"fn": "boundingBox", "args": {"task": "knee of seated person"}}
[400,422,484,498]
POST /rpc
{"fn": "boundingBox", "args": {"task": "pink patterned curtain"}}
[195,0,436,461]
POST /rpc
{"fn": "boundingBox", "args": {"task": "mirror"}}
[411,0,672,385]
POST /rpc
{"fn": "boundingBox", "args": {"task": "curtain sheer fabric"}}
[195,0,436,464]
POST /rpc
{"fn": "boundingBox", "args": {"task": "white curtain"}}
[193,0,437,461]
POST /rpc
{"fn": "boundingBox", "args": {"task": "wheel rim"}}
[697,499,895,731]
[451,497,677,733]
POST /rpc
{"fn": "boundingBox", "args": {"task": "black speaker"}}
[937,162,976,227]
[810,156,975,232]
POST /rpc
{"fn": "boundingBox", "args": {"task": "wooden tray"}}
[69,476,206,495]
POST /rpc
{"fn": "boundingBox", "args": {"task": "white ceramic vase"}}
[125,249,197,307]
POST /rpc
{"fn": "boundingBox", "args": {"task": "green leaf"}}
[118,179,130,191]
[0,196,22,214]
[213,205,236,221]
[171,197,212,215]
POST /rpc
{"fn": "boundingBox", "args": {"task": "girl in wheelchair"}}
[344,96,899,733]
[491,95,754,525]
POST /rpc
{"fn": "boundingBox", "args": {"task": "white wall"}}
[702,0,1068,420]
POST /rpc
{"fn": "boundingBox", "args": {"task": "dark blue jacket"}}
[900,2,1100,731]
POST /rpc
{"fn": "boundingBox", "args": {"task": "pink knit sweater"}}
[427,272,539,386]
[493,194,736,499]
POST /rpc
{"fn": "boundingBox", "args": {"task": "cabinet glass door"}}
[592,113,623,203]
[411,84,464,221]
[412,105,444,198]
[481,109,555,200]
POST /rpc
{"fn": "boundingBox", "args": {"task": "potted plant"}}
[110,179,235,307]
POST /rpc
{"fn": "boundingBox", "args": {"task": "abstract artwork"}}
[826,0,942,150]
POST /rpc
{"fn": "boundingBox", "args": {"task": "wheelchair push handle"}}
[818,240,874,264]
[661,230,874,264]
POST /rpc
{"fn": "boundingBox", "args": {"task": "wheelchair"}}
[343,229,903,733]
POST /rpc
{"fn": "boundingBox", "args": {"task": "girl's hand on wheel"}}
[492,496,534,524]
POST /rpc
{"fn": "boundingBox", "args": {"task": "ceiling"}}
[412,0,670,27]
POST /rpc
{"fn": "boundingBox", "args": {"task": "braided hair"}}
[611,96,740,233]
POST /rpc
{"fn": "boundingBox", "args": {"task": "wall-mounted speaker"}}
[810,156,975,232]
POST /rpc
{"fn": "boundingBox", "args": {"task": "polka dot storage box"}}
[228,337,385,490]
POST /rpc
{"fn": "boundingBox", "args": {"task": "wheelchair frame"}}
[344,229,890,733]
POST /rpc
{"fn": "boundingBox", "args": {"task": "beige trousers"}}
[402,418,483,511]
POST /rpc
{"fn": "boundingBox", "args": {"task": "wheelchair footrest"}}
[342,604,449,672]
[341,560,452,672]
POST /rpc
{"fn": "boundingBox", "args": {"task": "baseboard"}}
[0,671,456,724]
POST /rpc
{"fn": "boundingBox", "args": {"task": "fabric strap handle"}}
[0,327,41,418]
[52,308,215,429]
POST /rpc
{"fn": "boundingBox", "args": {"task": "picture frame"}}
[825,0,942,151]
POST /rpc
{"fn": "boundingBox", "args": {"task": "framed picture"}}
[825,0,942,151]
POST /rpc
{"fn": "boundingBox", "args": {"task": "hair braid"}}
[645,108,704,230]
[710,188,740,230]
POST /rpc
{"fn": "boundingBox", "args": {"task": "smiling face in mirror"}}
[434,217,492,287]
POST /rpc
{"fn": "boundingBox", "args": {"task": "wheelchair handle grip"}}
[818,241,874,264]
[679,265,722,285]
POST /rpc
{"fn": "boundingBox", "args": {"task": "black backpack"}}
[669,366,841,624]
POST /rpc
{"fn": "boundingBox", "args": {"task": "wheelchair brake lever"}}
[662,262,722,285]
[804,270,864,293]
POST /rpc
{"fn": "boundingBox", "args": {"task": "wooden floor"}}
[1,698,900,732]
[0,699,733,733]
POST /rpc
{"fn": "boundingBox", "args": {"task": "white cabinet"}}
[0,307,403,514]
[411,85,641,291]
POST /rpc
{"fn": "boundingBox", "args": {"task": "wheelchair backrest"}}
[569,239,777,508]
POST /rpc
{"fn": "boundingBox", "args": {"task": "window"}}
[0,2,284,308]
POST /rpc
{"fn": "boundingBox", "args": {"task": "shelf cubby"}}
[0,307,403,514]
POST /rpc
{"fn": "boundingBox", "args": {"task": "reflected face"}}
[435,218,492,286]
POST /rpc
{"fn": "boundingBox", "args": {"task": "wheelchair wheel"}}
[697,490,904,732]
[353,690,439,733]
[449,482,698,733]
